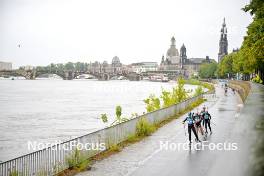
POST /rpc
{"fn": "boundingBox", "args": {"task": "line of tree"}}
[217,0,264,83]
[198,61,218,79]
[20,62,90,73]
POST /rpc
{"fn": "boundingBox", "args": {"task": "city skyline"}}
[0,0,252,68]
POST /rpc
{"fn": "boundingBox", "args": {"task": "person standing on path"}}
[204,110,212,134]
[200,106,206,127]
[194,112,204,136]
[183,112,201,144]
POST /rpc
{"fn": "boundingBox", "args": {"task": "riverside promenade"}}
[78,83,264,176]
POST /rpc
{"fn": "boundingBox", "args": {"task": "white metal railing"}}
[0,93,205,176]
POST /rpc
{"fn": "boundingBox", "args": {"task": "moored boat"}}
[149,74,169,82]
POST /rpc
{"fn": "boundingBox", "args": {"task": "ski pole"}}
[183,123,186,136]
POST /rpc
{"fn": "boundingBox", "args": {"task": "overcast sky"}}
[0,0,252,68]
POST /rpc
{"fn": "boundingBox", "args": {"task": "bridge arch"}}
[35,73,63,79]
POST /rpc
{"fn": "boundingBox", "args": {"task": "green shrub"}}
[9,171,19,176]
[144,94,161,112]
[136,117,156,137]
[109,144,121,152]
[252,74,263,84]
[190,98,204,108]
[101,105,130,126]
[184,79,214,93]
[126,134,141,143]
[201,82,214,92]
[172,77,189,103]
[116,106,122,122]
[160,88,174,107]
[66,149,90,171]
[37,170,48,176]
[159,77,189,108]
[100,113,108,123]
[194,86,204,96]
[184,79,201,85]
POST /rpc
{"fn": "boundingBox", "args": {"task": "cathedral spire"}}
[223,17,226,27]
[161,55,165,64]
[218,18,228,63]
[171,36,175,46]
[180,43,187,66]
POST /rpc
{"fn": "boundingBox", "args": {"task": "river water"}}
[0,79,197,162]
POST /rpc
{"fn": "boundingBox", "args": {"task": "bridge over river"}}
[77,83,264,176]
[0,69,142,81]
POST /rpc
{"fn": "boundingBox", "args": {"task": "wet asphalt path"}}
[78,83,263,176]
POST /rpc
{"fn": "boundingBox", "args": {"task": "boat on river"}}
[149,74,169,82]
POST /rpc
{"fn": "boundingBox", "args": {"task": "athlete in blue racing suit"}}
[204,111,212,134]
[183,112,201,144]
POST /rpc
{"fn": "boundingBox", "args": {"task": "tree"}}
[160,88,174,108]
[49,63,57,73]
[144,94,161,112]
[199,61,218,79]
[217,53,237,78]
[172,77,189,103]
[115,105,122,122]
[75,62,82,72]
[64,62,75,71]
[240,0,264,81]
[194,86,204,96]
[159,77,189,108]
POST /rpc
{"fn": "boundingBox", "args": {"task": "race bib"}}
[187,118,193,125]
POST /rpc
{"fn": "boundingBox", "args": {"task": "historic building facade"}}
[218,18,228,63]
[131,62,158,74]
[88,56,125,75]
[0,61,12,71]
[159,37,214,78]
[160,37,181,71]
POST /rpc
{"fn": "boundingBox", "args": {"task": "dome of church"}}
[166,36,179,57]
[112,56,120,64]
[167,47,179,57]
[112,56,121,66]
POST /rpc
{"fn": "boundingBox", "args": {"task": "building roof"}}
[187,57,215,64]
[131,62,158,66]
[188,58,205,64]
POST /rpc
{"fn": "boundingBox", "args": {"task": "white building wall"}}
[0,61,12,71]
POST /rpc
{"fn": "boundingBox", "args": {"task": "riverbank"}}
[58,80,215,175]
[76,84,218,176]
[77,81,248,176]
[59,97,205,176]
[0,80,207,175]
[0,80,183,162]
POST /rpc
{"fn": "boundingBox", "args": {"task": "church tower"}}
[180,44,187,68]
[166,36,180,64]
[161,55,165,64]
[218,18,228,63]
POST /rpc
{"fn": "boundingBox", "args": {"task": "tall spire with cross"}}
[218,18,228,63]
